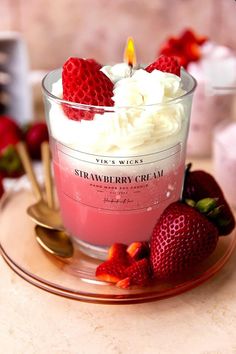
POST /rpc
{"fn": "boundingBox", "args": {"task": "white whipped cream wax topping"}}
[49,64,187,154]
[100,63,132,83]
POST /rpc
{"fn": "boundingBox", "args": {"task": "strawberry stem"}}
[185,199,196,207]
[207,205,224,219]
[195,198,218,213]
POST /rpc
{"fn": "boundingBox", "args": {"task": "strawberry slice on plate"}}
[62,57,114,121]
[95,242,152,288]
[95,260,127,283]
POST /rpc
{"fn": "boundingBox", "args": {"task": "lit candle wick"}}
[129,63,133,77]
[124,37,137,77]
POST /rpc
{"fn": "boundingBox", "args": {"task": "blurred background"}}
[1,0,236,69]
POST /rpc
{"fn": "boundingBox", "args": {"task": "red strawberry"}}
[150,201,219,279]
[116,277,131,289]
[0,115,21,137]
[181,28,207,46]
[126,241,150,261]
[86,58,102,70]
[95,260,126,283]
[183,165,235,236]
[145,55,180,76]
[62,57,114,121]
[95,242,153,287]
[0,174,4,198]
[124,258,152,287]
[0,116,23,177]
[108,243,132,266]
[25,122,49,160]
[159,28,207,69]
[116,258,152,289]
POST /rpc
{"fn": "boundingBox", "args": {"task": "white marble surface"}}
[1,252,236,354]
[1,159,236,354]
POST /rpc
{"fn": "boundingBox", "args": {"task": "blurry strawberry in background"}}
[0,173,4,198]
[159,28,207,68]
[0,115,49,184]
[0,115,23,177]
[24,121,49,159]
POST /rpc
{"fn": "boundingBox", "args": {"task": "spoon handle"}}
[41,141,54,209]
[16,141,42,200]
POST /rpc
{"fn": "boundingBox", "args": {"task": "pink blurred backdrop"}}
[1,0,236,69]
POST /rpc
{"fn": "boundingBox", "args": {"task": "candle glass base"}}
[73,238,109,260]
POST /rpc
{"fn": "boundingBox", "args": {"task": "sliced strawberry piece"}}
[145,55,180,76]
[95,260,126,283]
[126,241,150,261]
[108,243,127,260]
[95,243,152,287]
[116,277,131,289]
[124,258,152,287]
[107,243,132,266]
[62,57,114,121]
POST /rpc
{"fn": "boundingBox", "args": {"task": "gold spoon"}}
[17,141,73,258]
[16,141,64,231]
[35,142,73,258]
[35,225,73,258]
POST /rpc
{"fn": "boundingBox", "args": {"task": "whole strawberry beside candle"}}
[149,199,219,279]
[183,164,235,236]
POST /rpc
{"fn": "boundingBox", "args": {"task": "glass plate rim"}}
[1,190,236,304]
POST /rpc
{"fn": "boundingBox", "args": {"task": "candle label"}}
[53,140,184,212]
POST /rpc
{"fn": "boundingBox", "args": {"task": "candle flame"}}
[124,37,137,67]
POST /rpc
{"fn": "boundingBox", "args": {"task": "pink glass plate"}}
[0,189,236,304]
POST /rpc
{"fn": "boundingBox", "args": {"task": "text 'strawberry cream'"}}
[42,46,196,259]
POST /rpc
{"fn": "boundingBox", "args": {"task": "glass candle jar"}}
[42,68,196,259]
